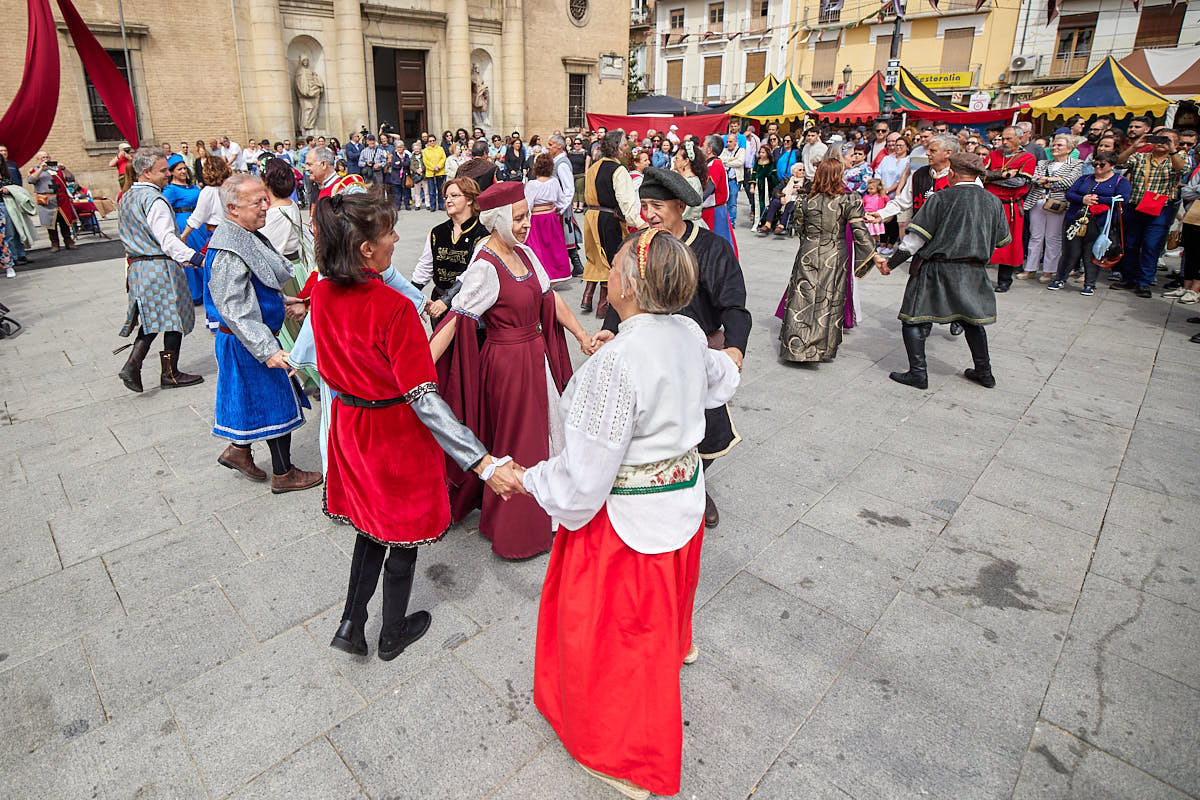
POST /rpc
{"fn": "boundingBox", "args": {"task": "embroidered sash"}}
[611,448,700,495]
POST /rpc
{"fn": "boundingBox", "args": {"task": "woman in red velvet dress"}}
[306,189,522,661]
[430,180,594,559]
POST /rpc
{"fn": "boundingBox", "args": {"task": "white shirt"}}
[261,203,308,256]
[720,146,746,179]
[135,182,195,264]
[222,141,242,168]
[802,142,829,180]
[185,185,224,231]
[525,177,565,214]
[522,313,740,553]
[552,152,575,212]
[877,164,951,221]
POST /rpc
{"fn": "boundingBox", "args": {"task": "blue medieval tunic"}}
[162,182,207,304]
[206,220,308,443]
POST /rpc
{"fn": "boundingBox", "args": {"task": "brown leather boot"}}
[48,230,61,253]
[217,444,267,482]
[116,336,153,393]
[271,466,323,494]
[595,284,609,318]
[159,351,204,388]
[580,281,595,312]
[65,232,78,250]
[704,491,720,528]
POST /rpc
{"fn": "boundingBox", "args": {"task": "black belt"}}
[128,255,168,263]
[283,251,299,261]
[218,324,280,336]
[934,257,987,265]
[174,206,196,213]
[337,392,406,408]
[585,205,618,214]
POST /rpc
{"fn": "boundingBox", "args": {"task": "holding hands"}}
[474,454,528,501]
[283,296,309,322]
[864,212,883,224]
[873,253,891,275]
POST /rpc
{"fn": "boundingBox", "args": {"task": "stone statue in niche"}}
[471,61,491,129]
[294,55,325,134]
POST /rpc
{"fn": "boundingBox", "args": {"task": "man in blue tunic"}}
[207,173,322,493]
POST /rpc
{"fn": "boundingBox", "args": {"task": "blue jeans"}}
[431,175,445,210]
[726,178,739,225]
[1119,203,1175,287]
[1,205,24,260]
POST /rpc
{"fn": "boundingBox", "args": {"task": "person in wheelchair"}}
[757,163,804,236]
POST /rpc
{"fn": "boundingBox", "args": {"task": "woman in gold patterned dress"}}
[779,159,881,363]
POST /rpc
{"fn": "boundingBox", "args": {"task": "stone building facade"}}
[0,0,629,197]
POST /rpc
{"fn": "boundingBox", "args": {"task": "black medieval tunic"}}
[603,220,752,459]
[899,183,1010,326]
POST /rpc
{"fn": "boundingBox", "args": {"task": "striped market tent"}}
[813,68,963,122]
[727,77,821,123]
[1028,56,1173,120]
[724,74,780,117]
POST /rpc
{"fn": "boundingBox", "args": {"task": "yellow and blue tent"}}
[1028,57,1172,119]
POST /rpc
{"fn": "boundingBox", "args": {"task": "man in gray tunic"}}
[115,147,206,393]
[879,152,1010,391]
[28,151,77,251]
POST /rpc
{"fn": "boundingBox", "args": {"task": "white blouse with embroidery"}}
[522,313,740,554]
[450,241,552,319]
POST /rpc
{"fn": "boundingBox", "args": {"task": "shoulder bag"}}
[1092,199,1124,269]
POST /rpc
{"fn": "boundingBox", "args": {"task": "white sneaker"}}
[1180,290,1200,304]
[683,643,699,664]
[4,267,14,278]
[1163,287,1187,298]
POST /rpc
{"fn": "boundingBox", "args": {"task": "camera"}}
[1144,135,1170,144]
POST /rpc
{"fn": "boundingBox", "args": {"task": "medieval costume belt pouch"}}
[611,448,700,495]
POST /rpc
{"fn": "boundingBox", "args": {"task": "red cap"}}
[477,180,525,211]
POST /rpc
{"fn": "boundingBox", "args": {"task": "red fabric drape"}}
[0,0,138,168]
[585,113,730,141]
[57,0,138,150]
[0,0,58,166]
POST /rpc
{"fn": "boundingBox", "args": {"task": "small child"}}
[863,178,887,243]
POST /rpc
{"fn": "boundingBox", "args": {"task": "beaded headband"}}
[635,228,660,280]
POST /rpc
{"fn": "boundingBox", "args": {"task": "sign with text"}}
[968,92,990,112]
[911,71,972,89]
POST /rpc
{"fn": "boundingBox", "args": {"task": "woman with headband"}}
[514,228,741,800]
[430,180,593,560]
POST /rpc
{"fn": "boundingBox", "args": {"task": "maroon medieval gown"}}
[436,243,573,559]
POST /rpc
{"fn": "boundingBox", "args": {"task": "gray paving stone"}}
[1046,363,1148,405]
[0,520,61,594]
[691,508,781,609]
[694,572,861,714]
[307,571,482,702]
[678,656,802,798]
[59,446,174,508]
[705,448,826,535]
[2,698,206,799]
[488,741,619,800]
[159,469,273,525]
[0,558,123,672]
[1012,721,1191,800]
[799,484,946,569]
[751,757,857,800]
[50,490,181,567]
[878,396,1016,477]
[788,658,1025,799]
[844,450,976,520]
[85,582,255,717]
[218,533,348,641]
[1041,637,1200,796]
[748,522,908,630]
[1119,420,1200,504]
[1029,383,1142,430]
[215,490,333,559]
[1064,573,1200,691]
[108,405,210,453]
[1091,522,1200,612]
[0,640,105,766]
[16,429,125,481]
[230,736,366,800]
[102,516,248,610]
[1104,482,1200,546]
[972,458,1111,535]
[167,627,364,797]
[329,656,542,799]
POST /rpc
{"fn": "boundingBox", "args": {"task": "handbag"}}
[1065,207,1090,240]
[1092,200,1124,269]
[1135,191,1168,216]
[35,193,51,206]
[404,174,414,188]
[1043,197,1067,213]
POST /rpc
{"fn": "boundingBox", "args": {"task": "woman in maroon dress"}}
[431,180,594,559]
[307,189,522,661]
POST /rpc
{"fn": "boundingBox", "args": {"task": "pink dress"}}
[863,193,887,236]
[524,178,572,281]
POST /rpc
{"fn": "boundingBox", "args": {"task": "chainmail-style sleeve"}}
[209,250,279,362]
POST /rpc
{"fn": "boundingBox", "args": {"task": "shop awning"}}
[626,94,710,116]
[1027,57,1172,119]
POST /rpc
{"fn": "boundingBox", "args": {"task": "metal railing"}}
[630,5,651,25]
[800,63,982,96]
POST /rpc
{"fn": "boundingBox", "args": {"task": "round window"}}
[568,0,589,24]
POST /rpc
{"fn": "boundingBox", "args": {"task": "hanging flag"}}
[1046,0,1063,22]
[57,0,138,149]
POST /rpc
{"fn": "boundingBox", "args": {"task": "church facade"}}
[0,0,629,195]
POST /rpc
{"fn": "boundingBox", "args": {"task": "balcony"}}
[630,5,651,26]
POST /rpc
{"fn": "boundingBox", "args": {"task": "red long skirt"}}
[533,506,704,797]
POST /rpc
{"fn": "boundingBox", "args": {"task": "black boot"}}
[961,324,996,388]
[569,249,584,278]
[595,284,609,318]
[332,534,385,656]
[160,350,204,388]
[329,620,368,656]
[580,281,595,312]
[116,336,153,393]
[378,549,430,661]
[889,323,930,390]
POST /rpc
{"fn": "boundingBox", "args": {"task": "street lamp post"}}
[880,3,902,123]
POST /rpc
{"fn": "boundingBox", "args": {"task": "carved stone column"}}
[335,0,370,132]
[247,0,291,139]
[501,0,525,133]
[447,0,471,129]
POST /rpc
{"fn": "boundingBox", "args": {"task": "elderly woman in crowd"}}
[1022,134,1083,282]
[517,229,740,800]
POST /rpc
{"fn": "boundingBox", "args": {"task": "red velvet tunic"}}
[310,276,451,545]
[985,149,1036,267]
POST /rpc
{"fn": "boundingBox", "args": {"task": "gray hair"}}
[704,134,724,155]
[929,134,959,154]
[219,173,262,210]
[548,133,567,149]
[1016,121,1033,135]
[599,130,625,158]
[309,146,334,166]
[132,146,165,175]
[613,230,698,315]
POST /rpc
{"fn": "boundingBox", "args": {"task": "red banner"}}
[584,113,731,141]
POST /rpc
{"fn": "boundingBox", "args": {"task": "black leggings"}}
[1056,225,1102,288]
[342,534,419,626]
[233,433,292,475]
[1182,222,1200,281]
[134,329,183,352]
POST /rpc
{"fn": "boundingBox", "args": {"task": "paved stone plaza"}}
[1,212,1198,799]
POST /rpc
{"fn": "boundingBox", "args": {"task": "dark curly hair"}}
[313,186,398,286]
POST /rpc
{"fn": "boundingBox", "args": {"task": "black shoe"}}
[1188,317,1200,324]
[704,492,719,528]
[1134,287,1152,298]
[378,610,431,661]
[994,284,1010,293]
[330,619,368,656]
[949,322,964,335]
[1191,332,1200,343]
[889,370,929,390]
[1164,278,1184,290]
[15,256,28,265]
[964,367,996,389]
[1109,282,1132,291]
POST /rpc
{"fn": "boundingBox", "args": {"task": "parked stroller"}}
[0,299,22,339]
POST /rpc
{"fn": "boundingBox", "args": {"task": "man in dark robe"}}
[880,153,1011,391]
[596,167,751,527]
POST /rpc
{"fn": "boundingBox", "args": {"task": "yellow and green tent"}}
[725,75,780,117]
[728,77,821,123]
